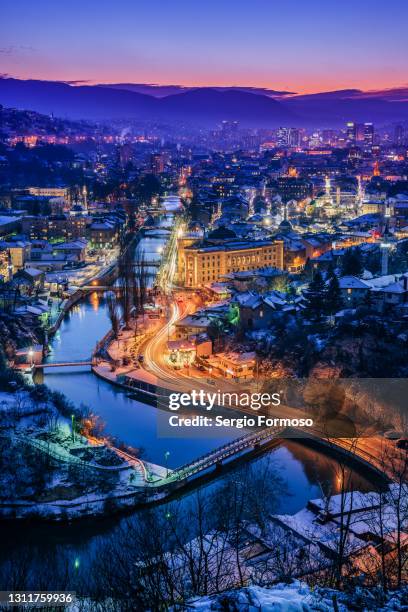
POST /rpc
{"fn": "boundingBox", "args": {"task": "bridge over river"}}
[17,359,94,372]
[144,426,391,490]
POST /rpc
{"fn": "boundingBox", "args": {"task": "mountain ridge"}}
[1,77,408,127]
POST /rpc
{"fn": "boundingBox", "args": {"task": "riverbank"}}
[0,385,172,522]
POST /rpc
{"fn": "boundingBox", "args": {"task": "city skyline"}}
[1,0,408,94]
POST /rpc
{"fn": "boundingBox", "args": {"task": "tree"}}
[133,173,162,204]
[325,272,343,316]
[106,291,120,339]
[133,249,149,326]
[304,270,326,321]
[341,248,363,277]
[117,247,135,329]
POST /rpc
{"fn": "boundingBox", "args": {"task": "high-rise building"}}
[322,129,337,145]
[288,128,301,147]
[150,153,166,174]
[118,143,133,167]
[276,127,290,147]
[221,120,239,140]
[346,122,357,143]
[363,122,374,147]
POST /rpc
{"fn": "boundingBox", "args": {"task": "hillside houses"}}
[340,273,408,312]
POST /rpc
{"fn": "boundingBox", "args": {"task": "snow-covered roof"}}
[339,276,369,290]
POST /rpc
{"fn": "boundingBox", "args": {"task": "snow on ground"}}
[180,581,408,611]
[182,581,330,611]
[0,389,157,520]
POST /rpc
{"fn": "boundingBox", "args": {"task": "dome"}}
[253,196,267,213]
[278,218,293,233]
[188,221,204,233]
[207,225,237,240]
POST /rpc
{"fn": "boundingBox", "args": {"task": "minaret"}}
[357,175,364,211]
[211,200,222,226]
[248,191,255,217]
[82,185,88,212]
[380,201,394,276]
[283,202,288,222]
[325,175,332,204]
[266,198,272,215]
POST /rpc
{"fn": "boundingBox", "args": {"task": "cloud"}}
[63,80,92,85]
[0,45,36,55]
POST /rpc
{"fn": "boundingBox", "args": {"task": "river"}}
[0,204,375,592]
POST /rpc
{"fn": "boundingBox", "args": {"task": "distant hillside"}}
[0,78,295,126]
[0,104,93,135]
[0,78,158,121]
[157,88,296,125]
[284,88,408,125]
[1,78,408,127]
[99,83,294,98]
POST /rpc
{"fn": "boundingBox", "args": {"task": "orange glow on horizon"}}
[5,71,407,97]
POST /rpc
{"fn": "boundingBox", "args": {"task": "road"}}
[155,217,182,294]
[143,300,188,384]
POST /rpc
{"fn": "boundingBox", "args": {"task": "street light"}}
[28,349,34,368]
[164,451,170,478]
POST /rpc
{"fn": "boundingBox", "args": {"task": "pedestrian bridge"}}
[150,425,285,486]
[145,426,391,489]
[26,359,94,371]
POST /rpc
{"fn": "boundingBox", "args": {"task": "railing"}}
[12,434,142,475]
[170,426,284,481]
[34,360,93,369]
[160,426,393,486]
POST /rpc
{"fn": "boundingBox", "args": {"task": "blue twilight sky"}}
[1,0,407,93]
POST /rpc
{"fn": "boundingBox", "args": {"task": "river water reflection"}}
[4,288,375,586]
[42,292,373,492]
[18,210,374,580]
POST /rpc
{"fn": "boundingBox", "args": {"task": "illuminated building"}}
[363,122,374,147]
[276,127,301,148]
[277,176,312,201]
[181,239,284,288]
[309,132,322,148]
[288,128,301,147]
[277,127,289,147]
[21,215,87,241]
[150,153,166,174]
[373,161,381,177]
[28,187,69,199]
[0,248,11,281]
[118,143,133,167]
[89,221,119,249]
[206,351,256,380]
[221,121,239,140]
[322,129,337,145]
[346,122,357,143]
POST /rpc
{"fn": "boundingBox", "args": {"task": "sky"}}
[1,0,407,94]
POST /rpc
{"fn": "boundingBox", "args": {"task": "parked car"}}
[384,430,403,440]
